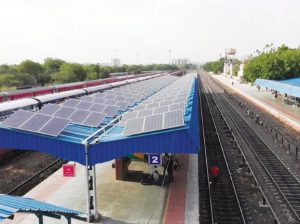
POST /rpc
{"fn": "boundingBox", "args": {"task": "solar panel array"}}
[1,110,71,136]
[0,74,179,137]
[122,74,195,136]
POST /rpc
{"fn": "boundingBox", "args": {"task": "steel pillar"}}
[84,143,100,222]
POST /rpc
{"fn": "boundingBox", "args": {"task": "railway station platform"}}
[213,75,300,132]
[2,154,199,224]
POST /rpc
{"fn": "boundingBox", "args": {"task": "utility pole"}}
[168,49,171,64]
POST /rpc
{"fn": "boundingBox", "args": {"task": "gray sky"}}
[0,0,299,65]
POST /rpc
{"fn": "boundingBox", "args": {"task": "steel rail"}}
[202,74,280,223]
[205,74,300,222]
[200,76,245,223]
[7,158,64,195]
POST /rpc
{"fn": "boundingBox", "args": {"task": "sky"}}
[0,0,299,65]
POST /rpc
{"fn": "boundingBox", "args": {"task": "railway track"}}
[202,72,300,223]
[215,77,300,149]
[199,76,245,223]
[198,78,212,223]
[7,158,65,196]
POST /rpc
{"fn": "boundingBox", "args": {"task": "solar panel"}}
[81,96,94,102]
[143,99,153,104]
[153,106,169,114]
[177,93,189,98]
[92,97,106,104]
[163,110,184,129]
[38,117,70,136]
[105,94,116,99]
[169,103,186,111]
[115,96,126,101]
[164,96,174,101]
[38,104,61,115]
[94,93,105,98]
[76,101,93,110]
[123,93,133,98]
[143,114,163,133]
[134,104,146,110]
[103,106,119,117]
[146,102,159,109]
[123,117,145,136]
[137,109,153,117]
[20,113,52,132]
[69,110,91,124]
[89,104,106,112]
[104,99,117,106]
[132,94,143,100]
[116,101,129,110]
[82,112,106,127]
[174,98,187,104]
[150,96,161,101]
[166,93,177,97]
[124,98,135,104]
[160,100,173,107]
[1,110,34,128]
[121,111,138,123]
[64,99,80,107]
[53,107,76,118]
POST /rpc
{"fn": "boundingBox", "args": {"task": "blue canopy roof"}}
[0,74,201,165]
[0,194,84,222]
[254,78,300,98]
[280,77,300,87]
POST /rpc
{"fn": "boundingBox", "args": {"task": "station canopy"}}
[280,77,300,87]
[0,73,200,165]
[254,78,300,98]
[0,194,84,222]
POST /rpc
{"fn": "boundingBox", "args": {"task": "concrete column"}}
[115,157,131,180]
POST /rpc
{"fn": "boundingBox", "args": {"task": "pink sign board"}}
[63,164,76,177]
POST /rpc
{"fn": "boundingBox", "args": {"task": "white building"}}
[171,58,191,65]
[111,58,121,67]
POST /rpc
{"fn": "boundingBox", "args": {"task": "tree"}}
[99,66,113,79]
[244,45,300,82]
[203,59,225,74]
[55,63,87,83]
[0,64,10,74]
[18,60,44,83]
[0,74,19,91]
[44,58,65,74]
[84,64,100,80]
[14,73,36,86]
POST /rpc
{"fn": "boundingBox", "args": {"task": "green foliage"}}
[0,65,10,74]
[244,45,300,82]
[0,59,186,90]
[18,60,44,83]
[87,72,99,80]
[0,74,20,90]
[203,59,224,74]
[14,73,36,86]
[84,64,101,80]
[44,58,65,74]
[99,66,113,79]
[55,63,87,83]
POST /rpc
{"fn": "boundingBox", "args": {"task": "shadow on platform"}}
[126,170,169,187]
[99,216,132,224]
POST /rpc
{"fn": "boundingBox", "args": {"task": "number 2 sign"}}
[148,154,161,165]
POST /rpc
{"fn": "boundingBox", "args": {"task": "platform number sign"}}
[148,154,161,165]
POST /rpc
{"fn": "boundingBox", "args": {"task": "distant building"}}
[111,58,121,67]
[171,58,191,65]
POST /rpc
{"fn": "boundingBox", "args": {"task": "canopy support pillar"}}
[84,143,100,223]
